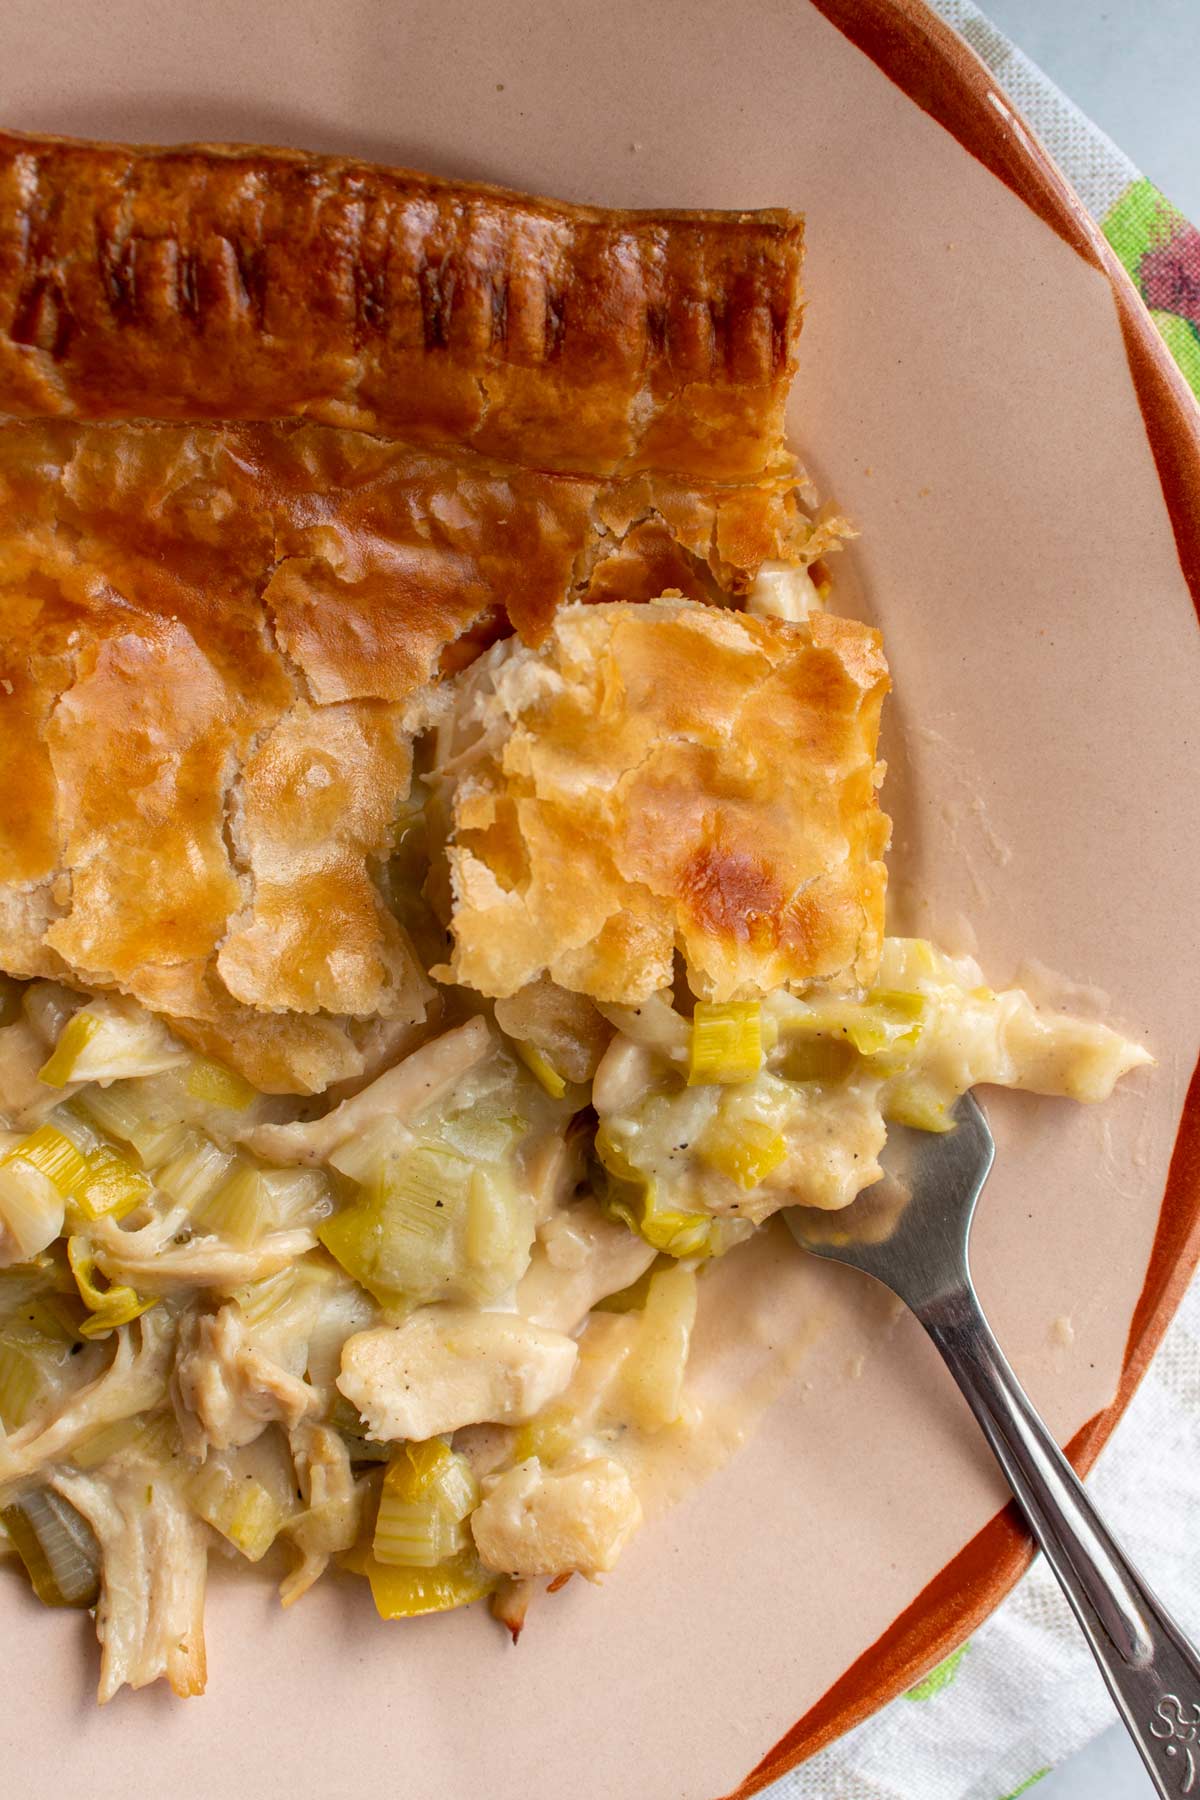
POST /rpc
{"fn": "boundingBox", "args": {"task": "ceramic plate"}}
[3,1,1200,1794]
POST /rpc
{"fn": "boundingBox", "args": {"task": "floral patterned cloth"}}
[765,7,1200,1799]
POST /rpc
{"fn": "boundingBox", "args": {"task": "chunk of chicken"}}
[171,1305,319,1459]
[48,1462,208,1702]
[517,1201,656,1333]
[240,1017,492,1166]
[471,1455,643,1580]
[337,1309,578,1441]
[280,1421,365,1607]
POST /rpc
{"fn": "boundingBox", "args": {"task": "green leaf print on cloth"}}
[1103,177,1200,400]
[998,1771,1050,1800]
[903,1641,970,1701]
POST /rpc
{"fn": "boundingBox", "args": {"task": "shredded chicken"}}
[241,1017,492,1166]
[49,1461,208,1701]
[281,1421,364,1606]
[338,1309,578,1441]
[171,1305,319,1459]
[0,1311,173,1492]
[90,1209,316,1291]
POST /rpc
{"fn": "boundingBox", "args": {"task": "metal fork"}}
[785,1092,1200,1796]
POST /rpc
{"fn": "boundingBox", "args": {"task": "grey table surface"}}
[932,9,1200,1797]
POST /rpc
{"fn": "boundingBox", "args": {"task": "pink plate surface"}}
[3,2,1200,1795]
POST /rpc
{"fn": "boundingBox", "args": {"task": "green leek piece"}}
[154,1131,236,1209]
[698,1117,787,1190]
[784,989,927,1060]
[66,1236,158,1339]
[1,1488,101,1608]
[593,1128,718,1260]
[192,1160,271,1246]
[72,1409,178,1472]
[185,1055,258,1112]
[373,1438,479,1569]
[513,1041,567,1100]
[0,1156,66,1258]
[68,1145,152,1224]
[357,1548,496,1620]
[687,1002,764,1086]
[4,1123,91,1196]
[70,1083,190,1168]
[318,1144,524,1308]
[0,1325,73,1429]
[36,1012,101,1087]
[188,1461,284,1561]
[884,1076,955,1134]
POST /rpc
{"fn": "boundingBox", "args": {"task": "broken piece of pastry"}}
[0,130,1149,1700]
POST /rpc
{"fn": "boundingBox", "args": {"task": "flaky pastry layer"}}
[434,600,890,1005]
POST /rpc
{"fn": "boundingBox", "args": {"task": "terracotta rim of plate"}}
[722,3,1200,1794]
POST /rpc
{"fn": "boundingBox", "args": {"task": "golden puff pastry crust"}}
[0,130,802,482]
[432,599,891,1006]
[0,422,824,1091]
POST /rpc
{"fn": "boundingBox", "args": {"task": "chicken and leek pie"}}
[0,131,1149,1699]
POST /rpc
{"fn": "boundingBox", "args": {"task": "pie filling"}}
[0,131,1150,1700]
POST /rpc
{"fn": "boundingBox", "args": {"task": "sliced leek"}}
[358,1549,495,1620]
[687,1002,763,1086]
[154,1131,236,1210]
[72,1409,178,1471]
[188,1461,285,1562]
[185,1055,257,1113]
[36,1012,101,1087]
[513,1041,567,1100]
[1,1488,101,1609]
[698,1117,787,1189]
[66,1236,158,1339]
[67,1145,152,1223]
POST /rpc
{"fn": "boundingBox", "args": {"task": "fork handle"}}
[920,1286,1200,1798]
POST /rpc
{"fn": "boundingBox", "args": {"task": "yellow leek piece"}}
[511,1406,578,1467]
[1,1489,100,1608]
[513,1041,567,1100]
[188,1463,282,1561]
[73,1409,178,1471]
[155,1131,236,1209]
[66,1236,158,1339]
[69,1145,152,1223]
[594,1126,717,1260]
[0,1335,51,1428]
[361,1549,495,1620]
[699,1118,787,1190]
[70,1084,189,1168]
[884,1078,955,1134]
[36,1012,101,1088]
[687,1002,763,1087]
[4,1123,90,1197]
[185,1055,258,1112]
[192,1160,270,1246]
[0,1157,66,1259]
[372,1489,465,1568]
